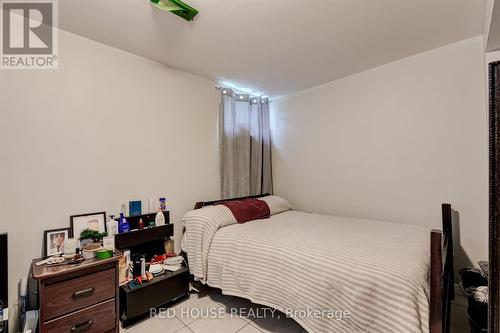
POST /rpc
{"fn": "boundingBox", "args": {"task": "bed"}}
[181,195,453,333]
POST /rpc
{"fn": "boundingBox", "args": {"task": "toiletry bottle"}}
[159,197,166,211]
[140,256,146,278]
[121,203,127,215]
[107,215,118,236]
[155,209,165,226]
[118,213,130,233]
[138,218,144,230]
[164,237,174,254]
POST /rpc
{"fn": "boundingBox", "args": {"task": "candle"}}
[65,238,78,255]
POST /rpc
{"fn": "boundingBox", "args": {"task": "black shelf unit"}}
[115,212,171,261]
[115,211,169,230]
[114,212,189,327]
[120,267,189,327]
[115,224,173,261]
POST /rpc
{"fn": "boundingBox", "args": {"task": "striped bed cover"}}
[183,207,430,333]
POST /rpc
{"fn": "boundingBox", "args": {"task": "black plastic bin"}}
[459,268,488,333]
[467,296,487,333]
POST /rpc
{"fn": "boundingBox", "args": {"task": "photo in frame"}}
[70,212,106,239]
[43,228,70,257]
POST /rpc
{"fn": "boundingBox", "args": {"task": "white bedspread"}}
[183,209,430,333]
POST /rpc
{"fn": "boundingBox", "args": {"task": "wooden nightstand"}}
[32,253,122,333]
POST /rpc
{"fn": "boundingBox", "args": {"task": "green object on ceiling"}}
[150,0,199,21]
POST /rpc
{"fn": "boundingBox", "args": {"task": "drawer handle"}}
[70,320,93,332]
[72,287,94,299]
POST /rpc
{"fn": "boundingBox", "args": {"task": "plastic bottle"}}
[155,209,165,226]
[159,197,166,211]
[118,213,130,233]
[107,215,118,236]
[138,218,144,230]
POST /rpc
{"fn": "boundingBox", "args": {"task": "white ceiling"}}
[59,0,486,97]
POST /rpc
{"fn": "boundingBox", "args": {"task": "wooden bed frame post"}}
[430,203,454,333]
[430,230,443,333]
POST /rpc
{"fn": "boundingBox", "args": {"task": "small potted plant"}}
[79,229,107,259]
[79,229,107,247]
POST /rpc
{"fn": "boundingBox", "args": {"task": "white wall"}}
[0,30,219,329]
[271,36,488,271]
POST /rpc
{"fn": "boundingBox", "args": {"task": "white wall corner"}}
[484,0,495,50]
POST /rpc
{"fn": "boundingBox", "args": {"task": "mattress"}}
[184,208,430,333]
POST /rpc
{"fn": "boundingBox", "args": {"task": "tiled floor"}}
[122,287,472,333]
[450,287,471,333]
[121,288,305,333]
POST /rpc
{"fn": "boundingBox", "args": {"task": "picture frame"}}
[43,228,70,257]
[70,212,107,239]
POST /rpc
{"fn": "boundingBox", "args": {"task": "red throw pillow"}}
[218,198,271,223]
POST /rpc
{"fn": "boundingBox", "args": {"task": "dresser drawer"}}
[42,299,115,333]
[43,268,116,320]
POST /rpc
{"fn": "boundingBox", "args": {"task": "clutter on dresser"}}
[32,252,122,333]
[82,242,103,259]
[35,251,85,267]
[31,197,174,328]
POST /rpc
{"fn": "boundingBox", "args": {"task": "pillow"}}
[258,195,292,215]
[218,198,270,223]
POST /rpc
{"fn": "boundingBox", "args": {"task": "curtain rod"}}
[215,87,270,104]
[214,86,269,98]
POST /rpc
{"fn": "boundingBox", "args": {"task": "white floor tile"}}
[125,316,185,333]
[188,316,247,333]
[450,324,470,333]
[205,288,236,304]
[250,314,303,333]
[174,327,194,333]
[452,294,469,308]
[451,304,470,329]
[236,324,264,333]
[226,296,271,323]
[171,292,228,325]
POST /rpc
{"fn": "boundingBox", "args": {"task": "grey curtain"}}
[219,88,273,199]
